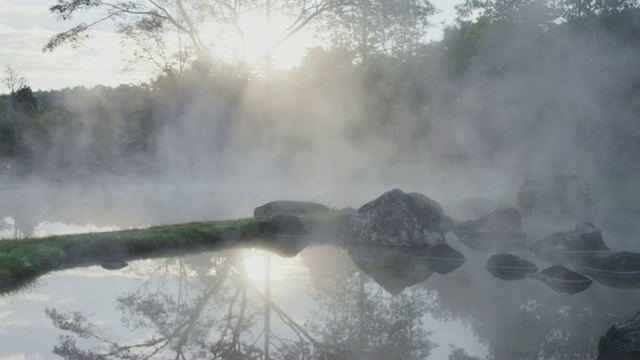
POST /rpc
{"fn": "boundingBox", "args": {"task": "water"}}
[1,237,639,360]
[2,184,640,359]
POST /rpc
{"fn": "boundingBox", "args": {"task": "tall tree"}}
[44,0,347,74]
[320,0,437,63]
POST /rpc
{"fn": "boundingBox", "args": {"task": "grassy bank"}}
[0,209,352,292]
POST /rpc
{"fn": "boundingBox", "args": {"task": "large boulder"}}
[531,221,610,266]
[347,188,446,247]
[453,208,526,240]
[598,311,640,360]
[517,171,595,219]
[585,252,640,289]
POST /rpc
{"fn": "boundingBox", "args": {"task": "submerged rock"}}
[517,171,594,219]
[530,265,592,295]
[100,259,128,270]
[598,311,640,360]
[532,221,610,266]
[348,188,446,247]
[585,252,640,289]
[486,253,538,280]
[413,244,466,275]
[254,200,330,217]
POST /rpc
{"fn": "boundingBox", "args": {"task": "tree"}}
[320,0,437,63]
[44,0,348,75]
[456,0,556,27]
[554,0,639,21]
[2,66,26,95]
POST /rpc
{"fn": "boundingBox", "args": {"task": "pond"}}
[1,233,639,360]
[1,183,640,360]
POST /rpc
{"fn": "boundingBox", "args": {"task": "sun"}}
[199,10,312,69]
[241,249,298,284]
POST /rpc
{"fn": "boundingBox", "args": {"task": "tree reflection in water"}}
[46,246,436,360]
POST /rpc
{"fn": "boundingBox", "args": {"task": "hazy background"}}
[1,0,640,234]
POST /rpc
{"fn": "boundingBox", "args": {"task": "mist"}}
[2,7,640,239]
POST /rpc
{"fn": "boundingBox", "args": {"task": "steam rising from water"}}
[3,11,640,234]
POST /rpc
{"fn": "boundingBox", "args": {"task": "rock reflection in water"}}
[13,239,640,360]
[347,243,466,296]
[529,265,592,295]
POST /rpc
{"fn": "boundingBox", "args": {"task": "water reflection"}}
[2,239,638,359]
[44,246,441,359]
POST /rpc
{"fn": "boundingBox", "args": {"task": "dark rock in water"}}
[531,221,610,266]
[585,252,640,289]
[486,253,538,280]
[348,188,446,247]
[413,244,466,275]
[264,214,310,238]
[453,208,526,240]
[517,171,594,219]
[348,244,435,296]
[453,208,527,252]
[254,200,330,217]
[530,265,592,295]
[598,310,640,360]
[100,259,128,270]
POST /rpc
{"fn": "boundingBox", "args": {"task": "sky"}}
[0,0,461,91]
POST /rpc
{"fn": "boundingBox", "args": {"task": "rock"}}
[100,259,128,270]
[517,171,594,219]
[531,221,610,266]
[529,265,592,295]
[254,200,330,217]
[264,214,310,238]
[453,208,526,240]
[485,253,538,280]
[347,188,446,247]
[412,244,467,275]
[598,311,640,360]
[585,252,640,289]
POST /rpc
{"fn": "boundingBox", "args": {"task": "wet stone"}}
[532,221,610,266]
[486,253,538,280]
[100,259,128,270]
[453,207,526,241]
[348,188,446,247]
[585,252,640,289]
[530,265,592,295]
[598,311,640,360]
[413,244,466,275]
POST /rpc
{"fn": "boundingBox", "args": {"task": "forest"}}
[1,0,640,192]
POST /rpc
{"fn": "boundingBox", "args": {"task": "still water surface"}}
[1,233,639,360]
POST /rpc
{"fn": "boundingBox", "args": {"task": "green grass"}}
[0,211,349,292]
